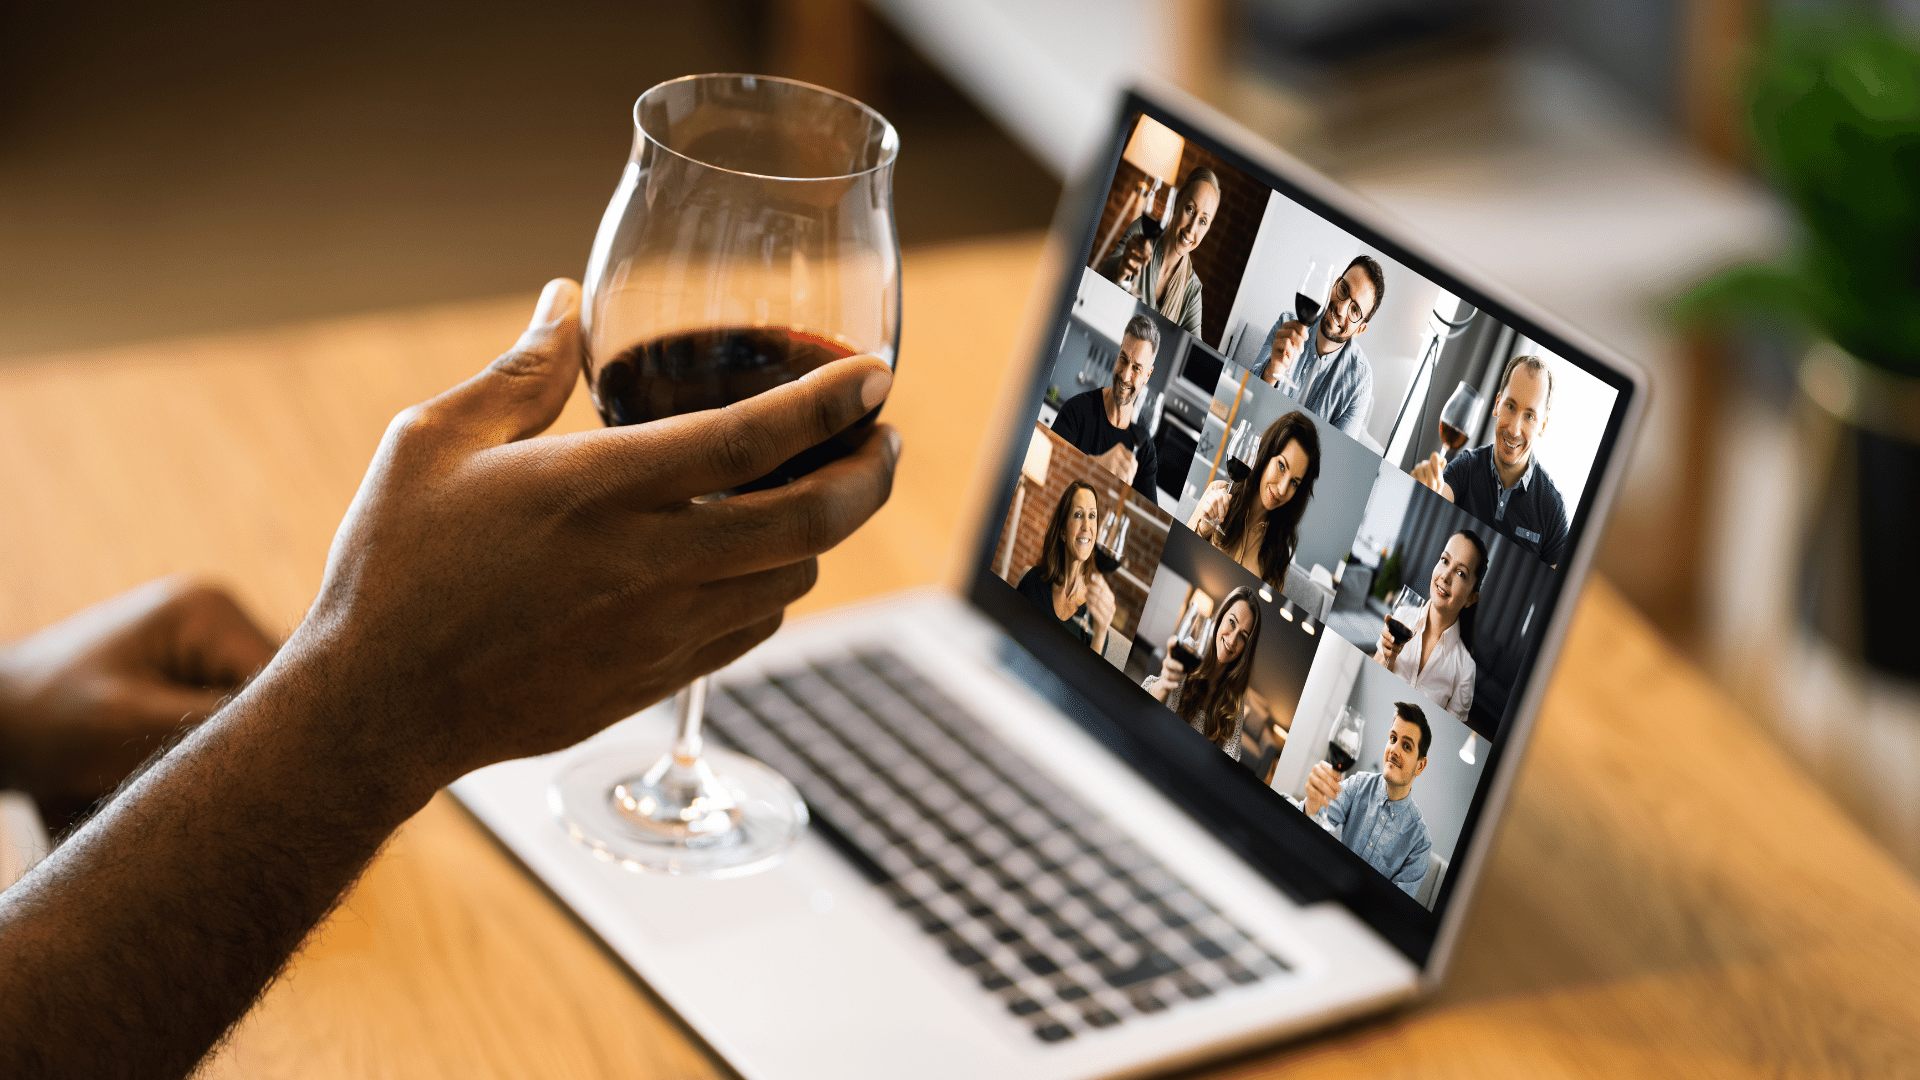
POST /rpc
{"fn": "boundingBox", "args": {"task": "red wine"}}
[1438,419,1468,457]
[1294,292,1322,326]
[1223,457,1251,483]
[1169,643,1202,672]
[1386,617,1414,645]
[1093,546,1121,576]
[593,326,872,488]
[1326,741,1356,773]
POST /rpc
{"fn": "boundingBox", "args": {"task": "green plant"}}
[1371,550,1402,603]
[1678,12,1920,378]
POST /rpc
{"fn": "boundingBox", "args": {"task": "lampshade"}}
[1122,115,1185,185]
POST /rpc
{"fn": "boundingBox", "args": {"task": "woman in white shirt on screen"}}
[1374,529,1486,724]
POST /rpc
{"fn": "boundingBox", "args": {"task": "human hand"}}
[0,578,278,799]
[274,279,900,788]
[1157,634,1187,687]
[1376,616,1406,668]
[1263,320,1308,387]
[1304,760,1343,817]
[1093,442,1138,484]
[1085,572,1116,634]
[1410,451,1454,502]
[1193,479,1232,536]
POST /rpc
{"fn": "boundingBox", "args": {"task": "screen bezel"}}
[963,84,1645,969]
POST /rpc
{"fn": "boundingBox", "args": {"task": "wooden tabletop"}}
[3,234,1917,1078]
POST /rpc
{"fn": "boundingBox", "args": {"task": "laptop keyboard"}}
[703,648,1292,1045]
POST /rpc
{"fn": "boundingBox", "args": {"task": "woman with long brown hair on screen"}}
[1142,585,1263,760]
[1187,411,1322,591]
[1013,480,1116,654]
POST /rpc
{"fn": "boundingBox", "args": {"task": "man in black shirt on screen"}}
[1413,354,1569,567]
[1051,312,1161,499]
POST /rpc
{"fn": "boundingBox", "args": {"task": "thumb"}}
[438,278,582,446]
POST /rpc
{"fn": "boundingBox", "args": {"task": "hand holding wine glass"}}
[1153,634,1190,693]
[1378,584,1423,667]
[1191,478,1233,538]
[1264,321,1310,391]
[553,74,902,878]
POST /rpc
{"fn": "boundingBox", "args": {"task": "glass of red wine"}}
[1326,707,1364,774]
[1169,599,1211,677]
[1386,584,1422,654]
[551,74,900,877]
[1094,509,1129,576]
[1437,381,1483,461]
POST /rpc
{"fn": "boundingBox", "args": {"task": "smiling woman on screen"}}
[1142,585,1262,761]
[1374,530,1486,723]
[1014,481,1116,654]
[1098,167,1220,337]
[1187,411,1321,591]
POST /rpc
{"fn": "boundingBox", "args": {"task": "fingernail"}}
[861,367,894,410]
[886,427,903,463]
[531,279,572,326]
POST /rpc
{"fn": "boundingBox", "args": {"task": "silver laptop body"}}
[454,78,1647,1080]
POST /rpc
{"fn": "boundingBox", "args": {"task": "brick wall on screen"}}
[1084,144,1263,352]
[993,425,1172,645]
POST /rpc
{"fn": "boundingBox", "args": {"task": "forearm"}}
[0,647,438,1078]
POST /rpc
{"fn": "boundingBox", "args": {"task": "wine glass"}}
[1387,584,1423,656]
[1437,381,1483,460]
[1094,509,1128,576]
[1327,707,1364,774]
[1169,597,1212,678]
[551,74,900,878]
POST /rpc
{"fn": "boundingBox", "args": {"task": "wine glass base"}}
[549,740,808,879]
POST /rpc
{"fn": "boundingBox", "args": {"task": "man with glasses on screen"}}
[1296,702,1434,897]
[1258,255,1383,440]
[1412,354,1569,568]
[1050,313,1161,498]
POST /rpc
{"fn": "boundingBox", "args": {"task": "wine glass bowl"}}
[1437,381,1483,461]
[1386,584,1423,649]
[554,74,900,877]
[1170,599,1212,674]
[1327,707,1364,774]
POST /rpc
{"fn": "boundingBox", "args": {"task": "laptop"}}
[452,79,1646,1079]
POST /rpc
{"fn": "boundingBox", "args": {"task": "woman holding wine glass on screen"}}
[1374,530,1486,723]
[1014,481,1118,654]
[1143,585,1263,761]
[1187,411,1321,591]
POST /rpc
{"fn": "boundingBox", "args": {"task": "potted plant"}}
[1680,11,1920,682]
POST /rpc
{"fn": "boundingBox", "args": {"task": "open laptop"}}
[453,80,1646,1079]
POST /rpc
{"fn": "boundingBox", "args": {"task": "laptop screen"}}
[967,91,1638,965]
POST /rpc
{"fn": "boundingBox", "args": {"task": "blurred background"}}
[3,0,1917,873]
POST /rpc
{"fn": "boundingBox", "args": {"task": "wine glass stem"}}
[673,677,708,764]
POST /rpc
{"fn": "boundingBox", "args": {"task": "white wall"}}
[1272,631,1361,799]
[1354,249,1444,449]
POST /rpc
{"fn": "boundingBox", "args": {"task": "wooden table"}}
[3,235,1917,1078]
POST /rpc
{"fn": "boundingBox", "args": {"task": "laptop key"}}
[1103,951,1181,989]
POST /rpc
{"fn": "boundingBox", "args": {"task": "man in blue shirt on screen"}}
[1299,701,1434,896]
[1257,255,1383,439]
